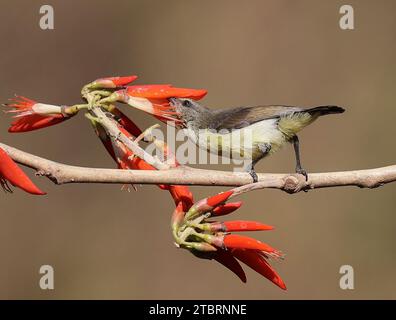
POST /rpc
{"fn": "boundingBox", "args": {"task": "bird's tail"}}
[278,105,344,138]
[306,105,345,116]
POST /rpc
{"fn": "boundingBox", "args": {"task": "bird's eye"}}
[182,100,192,107]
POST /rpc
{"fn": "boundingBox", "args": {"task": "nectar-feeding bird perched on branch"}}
[167,98,345,182]
[1,74,394,290]
[130,97,343,183]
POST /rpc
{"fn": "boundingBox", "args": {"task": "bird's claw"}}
[249,170,259,183]
[296,167,308,181]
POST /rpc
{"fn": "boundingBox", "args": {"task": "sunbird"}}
[167,98,345,182]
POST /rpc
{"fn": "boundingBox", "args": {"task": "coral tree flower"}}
[126,84,207,100]
[86,75,138,89]
[0,147,45,195]
[174,190,286,290]
[103,84,207,124]
[4,96,76,133]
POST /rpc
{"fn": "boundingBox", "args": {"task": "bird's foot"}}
[249,169,259,183]
[296,166,308,181]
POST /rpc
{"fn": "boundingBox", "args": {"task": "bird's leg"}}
[245,143,271,183]
[292,135,308,181]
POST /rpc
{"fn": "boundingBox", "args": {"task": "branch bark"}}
[1,142,395,194]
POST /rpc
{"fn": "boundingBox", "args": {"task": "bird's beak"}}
[169,97,179,106]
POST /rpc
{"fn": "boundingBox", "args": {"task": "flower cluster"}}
[2,75,286,289]
[171,190,286,289]
[100,84,206,124]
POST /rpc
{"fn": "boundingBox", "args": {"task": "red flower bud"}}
[92,75,138,89]
[211,201,242,216]
[206,190,234,207]
[223,234,276,253]
[185,190,234,220]
[223,220,274,232]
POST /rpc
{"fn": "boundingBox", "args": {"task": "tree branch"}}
[90,107,171,170]
[1,142,395,194]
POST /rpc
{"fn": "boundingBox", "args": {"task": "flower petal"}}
[206,190,234,207]
[232,249,287,290]
[8,114,69,133]
[223,234,276,253]
[104,75,138,87]
[110,108,142,137]
[126,85,207,100]
[213,249,247,283]
[0,148,45,195]
[91,75,138,89]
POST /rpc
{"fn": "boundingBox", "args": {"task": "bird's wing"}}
[212,105,302,130]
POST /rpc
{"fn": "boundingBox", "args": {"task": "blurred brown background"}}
[0,0,395,299]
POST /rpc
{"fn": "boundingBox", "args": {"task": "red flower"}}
[104,85,207,125]
[89,75,138,89]
[206,190,234,207]
[223,220,274,232]
[231,249,286,290]
[222,234,278,255]
[4,96,75,133]
[210,234,285,289]
[110,108,142,137]
[213,249,247,283]
[0,147,45,195]
[208,220,274,232]
[126,84,207,100]
[211,202,243,216]
[168,186,194,210]
[185,190,234,220]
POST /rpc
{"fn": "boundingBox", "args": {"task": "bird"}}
[167,98,345,182]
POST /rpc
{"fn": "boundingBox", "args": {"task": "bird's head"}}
[169,98,209,127]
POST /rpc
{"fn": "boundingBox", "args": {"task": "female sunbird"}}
[169,98,345,182]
